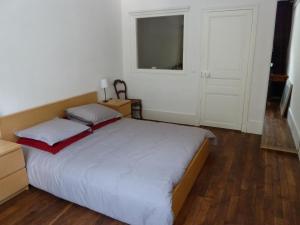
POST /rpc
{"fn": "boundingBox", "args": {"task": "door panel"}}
[204,94,241,127]
[201,9,254,130]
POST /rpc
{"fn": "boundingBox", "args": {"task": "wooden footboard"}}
[172,138,209,218]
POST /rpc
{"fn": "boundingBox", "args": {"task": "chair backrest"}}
[113,79,128,100]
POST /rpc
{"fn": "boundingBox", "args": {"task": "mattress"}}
[22,118,215,225]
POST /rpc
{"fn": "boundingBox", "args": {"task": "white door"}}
[200,9,255,130]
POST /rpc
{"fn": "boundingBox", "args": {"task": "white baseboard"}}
[143,109,199,126]
[144,109,264,135]
[287,109,300,158]
[246,120,263,135]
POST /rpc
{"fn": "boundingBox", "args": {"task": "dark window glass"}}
[137,15,184,70]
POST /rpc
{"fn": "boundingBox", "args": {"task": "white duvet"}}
[23,118,215,225]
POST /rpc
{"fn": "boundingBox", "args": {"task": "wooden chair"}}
[113,79,143,119]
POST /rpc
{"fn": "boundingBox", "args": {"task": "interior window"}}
[136,15,184,70]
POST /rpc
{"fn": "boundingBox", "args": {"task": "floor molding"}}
[144,109,264,135]
[143,109,199,126]
[246,119,263,135]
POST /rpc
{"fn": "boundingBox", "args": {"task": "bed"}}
[0,92,215,225]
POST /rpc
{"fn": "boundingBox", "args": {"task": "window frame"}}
[130,7,190,75]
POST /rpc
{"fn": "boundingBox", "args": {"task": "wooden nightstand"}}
[100,99,132,118]
[0,140,29,204]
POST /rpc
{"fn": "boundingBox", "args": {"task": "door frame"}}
[198,4,258,132]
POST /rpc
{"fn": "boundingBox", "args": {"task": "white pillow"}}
[66,103,121,125]
[15,118,90,146]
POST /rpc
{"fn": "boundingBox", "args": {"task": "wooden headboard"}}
[0,92,98,142]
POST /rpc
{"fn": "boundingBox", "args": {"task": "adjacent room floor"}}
[1,128,300,225]
[261,101,297,154]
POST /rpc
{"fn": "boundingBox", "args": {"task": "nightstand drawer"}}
[0,149,25,179]
[0,168,28,203]
[118,104,131,117]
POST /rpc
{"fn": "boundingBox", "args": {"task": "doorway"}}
[261,0,297,154]
[200,8,256,130]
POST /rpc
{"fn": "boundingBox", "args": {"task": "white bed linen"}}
[23,119,215,225]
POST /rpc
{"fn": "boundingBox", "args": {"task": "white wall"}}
[121,0,277,134]
[287,0,300,150]
[0,0,122,116]
[0,0,277,135]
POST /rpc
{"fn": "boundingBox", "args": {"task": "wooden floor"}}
[261,101,297,154]
[1,128,300,225]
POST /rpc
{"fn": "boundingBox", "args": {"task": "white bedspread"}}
[23,119,215,225]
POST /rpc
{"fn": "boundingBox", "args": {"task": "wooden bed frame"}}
[0,92,209,220]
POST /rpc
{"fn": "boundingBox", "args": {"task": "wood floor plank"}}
[261,101,297,154]
[1,127,300,225]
